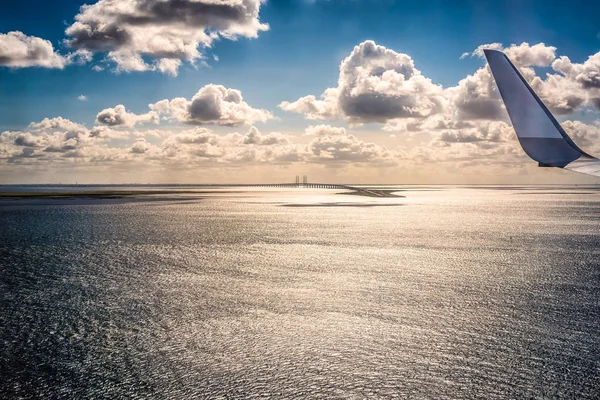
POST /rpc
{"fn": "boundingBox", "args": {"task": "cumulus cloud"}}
[0,116,167,166]
[78,95,88,101]
[561,120,600,151]
[306,124,394,163]
[64,0,269,75]
[156,58,182,77]
[447,42,563,121]
[530,73,586,115]
[1,117,97,159]
[437,121,513,144]
[502,42,556,67]
[457,42,600,115]
[161,126,300,164]
[89,125,131,139]
[108,51,152,73]
[96,104,159,127]
[541,52,600,111]
[279,88,341,120]
[130,138,161,155]
[0,116,401,169]
[445,67,505,121]
[29,116,88,133]
[243,126,288,145]
[304,124,346,136]
[0,31,68,69]
[337,40,446,122]
[1,84,276,167]
[284,40,600,134]
[161,128,225,159]
[462,43,502,59]
[0,116,167,163]
[280,40,445,124]
[0,31,92,70]
[150,84,273,126]
[7,39,600,180]
[465,42,556,67]
[572,53,600,89]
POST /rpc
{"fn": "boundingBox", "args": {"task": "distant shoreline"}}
[0,188,405,200]
[0,190,239,200]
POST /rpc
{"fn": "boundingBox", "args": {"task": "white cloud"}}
[108,51,152,73]
[243,126,289,145]
[455,42,600,115]
[78,95,88,101]
[150,84,273,126]
[445,42,565,121]
[89,125,131,140]
[305,124,394,164]
[96,104,159,127]
[444,66,505,121]
[464,42,556,67]
[29,117,88,133]
[279,88,341,121]
[464,43,503,59]
[130,138,161,155]
[0,31,92,70]
[281,40,600,134]
[280,40,445,124]
[0,116,168,163]
[2,117,101,159]
[545,52,600,110]
[64,0,269,75]
[437,121,514,144]
[0,117,401,169]
[160,127,301,164]
[304,124,347,136]
[6,40,600,183]
[156,58,182,77]
[502,42,557,67]
[0,31,68,69]
[561,120,600,152]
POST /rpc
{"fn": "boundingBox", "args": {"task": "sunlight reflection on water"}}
[1,186,599,398]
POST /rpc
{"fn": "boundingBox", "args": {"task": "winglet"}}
[484,49,587,167]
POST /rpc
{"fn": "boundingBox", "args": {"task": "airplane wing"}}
[484,49,600,177]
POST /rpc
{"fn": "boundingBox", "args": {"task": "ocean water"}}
[1,186,599,399]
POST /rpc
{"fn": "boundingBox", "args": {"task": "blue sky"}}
[1,0,600,184]
[2,0,598,128]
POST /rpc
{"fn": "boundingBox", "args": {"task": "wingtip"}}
[482,48,504,59]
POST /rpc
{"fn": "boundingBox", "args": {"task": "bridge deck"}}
[236,183,356,190]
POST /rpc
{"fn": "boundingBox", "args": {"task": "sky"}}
[1,0,600,184]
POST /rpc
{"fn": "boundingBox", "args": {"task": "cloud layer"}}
[150,84,274,126]
[280,40,600,165]
[0,118,399,169]
[64,0,269,75]
[282,40,600,121]
[4,39,600,182]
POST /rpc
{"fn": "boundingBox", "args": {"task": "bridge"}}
[226,176,395,197]
[242,183,354,190]
[231,175,355,190]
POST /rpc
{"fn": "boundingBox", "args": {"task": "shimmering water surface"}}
[1,186,599,399]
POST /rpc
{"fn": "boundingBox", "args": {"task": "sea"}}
[1,185,599,399]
